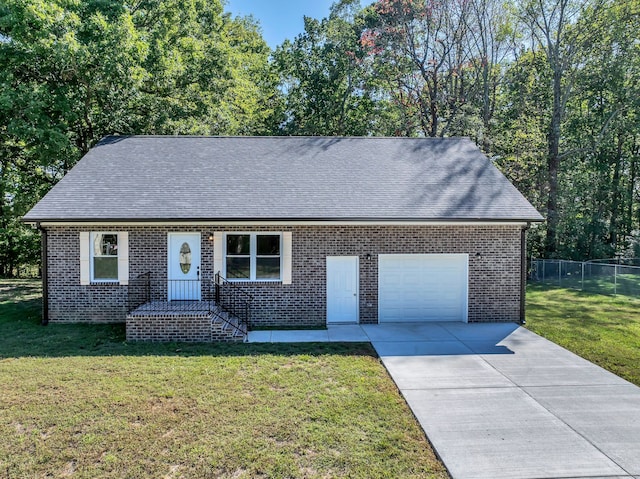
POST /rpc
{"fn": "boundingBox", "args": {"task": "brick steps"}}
[126,304,247,342]
[211,308,247,342]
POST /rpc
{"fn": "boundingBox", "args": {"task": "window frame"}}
[90,232,120,283]
[223,232,283,282]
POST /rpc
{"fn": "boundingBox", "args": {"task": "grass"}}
[526,283,640,386]
[0,279,448,479]
[535,273,640,297]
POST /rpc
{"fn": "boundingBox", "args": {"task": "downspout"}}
[37,223,49,325]
[520,223,530,325]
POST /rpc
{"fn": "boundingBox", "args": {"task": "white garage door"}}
[378,254,468,322]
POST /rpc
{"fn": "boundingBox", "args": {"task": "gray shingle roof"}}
[23,136,543,222]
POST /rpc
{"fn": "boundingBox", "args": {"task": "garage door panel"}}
[379,254,468,322]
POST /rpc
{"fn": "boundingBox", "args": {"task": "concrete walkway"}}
[249,323,640,479]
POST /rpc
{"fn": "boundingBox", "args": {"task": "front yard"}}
[0,280,448,479]
[4,280,639,478]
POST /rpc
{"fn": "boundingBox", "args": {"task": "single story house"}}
[23,136,543,342]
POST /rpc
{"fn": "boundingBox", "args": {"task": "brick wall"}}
[126,313,211,342]
[45,224,524,326]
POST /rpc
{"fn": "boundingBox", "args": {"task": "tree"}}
[519,0,604,255]
[0,0,277,276]
[273,0,388,135]
[466,0,518,151]
[492,50,551,257]
[0,0,148,275]
[361,0,505,137]
[558,0,640,257]
[130,0,277,135]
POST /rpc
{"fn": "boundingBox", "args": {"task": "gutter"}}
[23,217,544,226]
[37,223,49,325]
[520,223,530,325]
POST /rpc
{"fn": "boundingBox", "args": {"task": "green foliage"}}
[557,0,640,258]
[490,0,640,259]
[0,0,278,275]
[492,50,551,257]
[273,0,391,136]
[2,0,640,267]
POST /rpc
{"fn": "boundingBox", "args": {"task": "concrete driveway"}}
[249,322,640,479]
[366,322,640,479]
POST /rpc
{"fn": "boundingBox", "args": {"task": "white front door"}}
[326,256,359,324]
[168,233,201,301]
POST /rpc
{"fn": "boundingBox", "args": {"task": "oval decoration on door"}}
[179,242,192,274]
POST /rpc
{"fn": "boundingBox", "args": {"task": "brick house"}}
[23,136,542,342]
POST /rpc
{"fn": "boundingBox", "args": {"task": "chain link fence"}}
[530,259,640,297]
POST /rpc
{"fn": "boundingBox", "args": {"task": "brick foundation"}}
[126,313,212,342]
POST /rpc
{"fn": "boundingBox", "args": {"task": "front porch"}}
[126,273,250,342]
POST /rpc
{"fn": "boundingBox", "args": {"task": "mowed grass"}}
[0,280,448,479]
[535,273,640,297]
[526,284,640,386]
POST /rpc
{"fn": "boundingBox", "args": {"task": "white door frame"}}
[326,255,359,324]
[167,233,202,301]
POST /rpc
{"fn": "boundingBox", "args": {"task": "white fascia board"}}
[38,220,530,227]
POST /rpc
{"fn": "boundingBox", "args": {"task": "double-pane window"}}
[226,234,251,279]
[225,233,281,281]
[91,233,118,281]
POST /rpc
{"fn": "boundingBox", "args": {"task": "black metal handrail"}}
[167,279,207,304]
[127,273,250,338]
[215,271,252,329]
[127,272,151,313]
[209,307,247,338]
[127,276,215,313]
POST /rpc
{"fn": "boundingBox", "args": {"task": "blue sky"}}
[224,0,335,48]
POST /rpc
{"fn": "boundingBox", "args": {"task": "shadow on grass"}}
[0,280,42,302]
[0,280,375,359]
[528,284,640,336]
[526,283,640,385]
[4,280,526,360]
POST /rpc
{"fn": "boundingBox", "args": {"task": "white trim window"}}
[91,232,120,282]
[79,231,129,285]
[224,233,282,281]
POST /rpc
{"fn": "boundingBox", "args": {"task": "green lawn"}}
[0,280,448,479]
[534,273,640,297]
[526,284,640,386]
[7,280,638,478]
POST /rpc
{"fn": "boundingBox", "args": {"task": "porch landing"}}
[128,301,217,316]
[126,302,246,342]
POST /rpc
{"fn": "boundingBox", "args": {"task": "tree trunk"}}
[544,66,562,256]
[0,159,8,277]
[481,57,491,152]
[628,157,635,236]
[608,135,625,250]
[429,71,439,137]
[630,139,640,234]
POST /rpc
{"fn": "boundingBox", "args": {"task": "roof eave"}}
[23,216,545,225]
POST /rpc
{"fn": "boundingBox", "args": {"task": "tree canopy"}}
[1,0,639,275]
[0,0,277,275]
